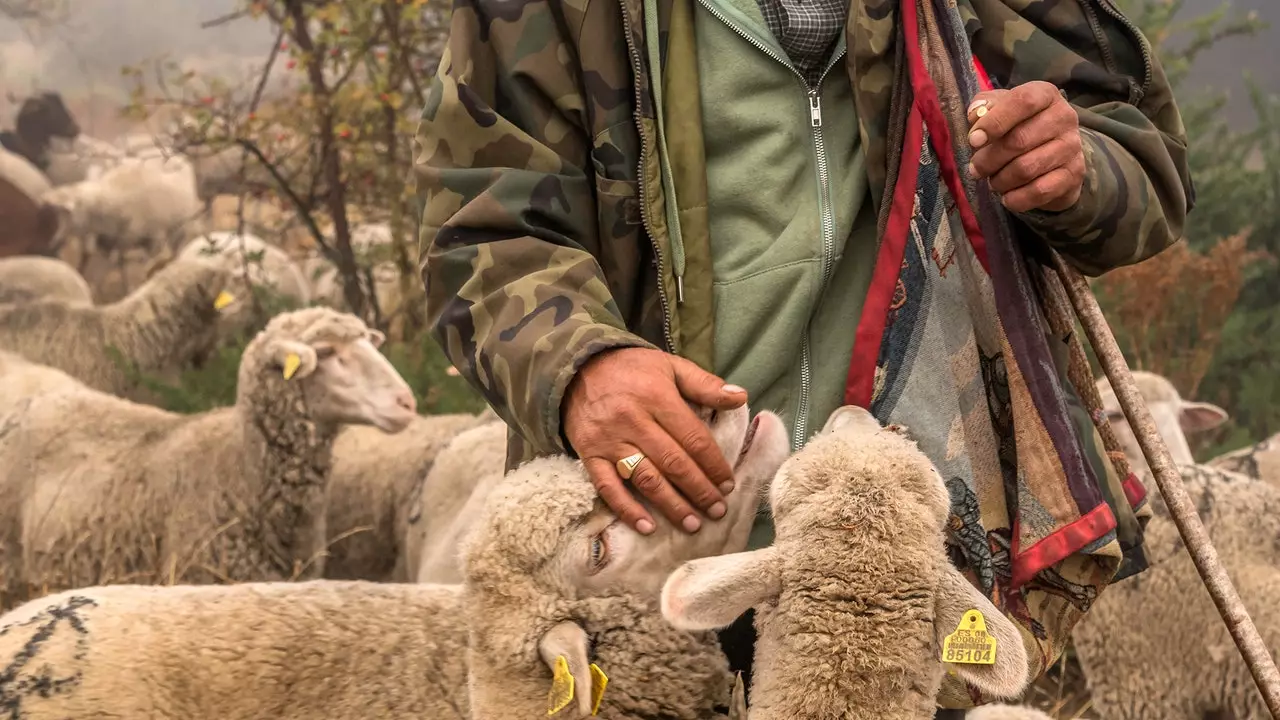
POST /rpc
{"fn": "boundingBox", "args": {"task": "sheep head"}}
[661,405,1032,706]
[461,404,789,718]
[245,307,416,433]
[17,91,80,143]
[1096,371,1228,470]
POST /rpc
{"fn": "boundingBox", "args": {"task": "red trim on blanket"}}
[972,56,994,92]
[899,0,990,274]
[1122,473,1148,509]
[1010,502,1117,589]
[843,103,925,407]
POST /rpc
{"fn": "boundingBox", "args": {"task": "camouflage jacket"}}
[415,0,1192,468]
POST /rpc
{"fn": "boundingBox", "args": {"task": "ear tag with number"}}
[941,609,997,665]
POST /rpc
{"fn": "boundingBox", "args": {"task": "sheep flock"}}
[0,90,1272,720]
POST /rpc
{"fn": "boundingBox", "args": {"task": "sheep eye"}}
[587,532,610,574]
[314,346,337,360]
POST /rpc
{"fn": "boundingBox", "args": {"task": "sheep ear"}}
[934,566,1030,700]
[661,547,781,631]
[538,620,594,717]
[268,340,317,381]
[1180,401,1229,433]
[821,405,882,435]
[366,329,386,349]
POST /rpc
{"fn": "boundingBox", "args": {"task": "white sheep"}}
[177,231,312,307]
[302,223,413,328]
[964,705,1053,720]
[1095,371,1229,473]
[42,134,126,186]
[41,152,202,259]
[0,403,790,719]
[0,256,92,305]
[0,351,80,410]
[0,256,238,399]
[323,410,496,582]
[1070,461,1280,719]
[661,405,1031,719]
[0,307,417,604]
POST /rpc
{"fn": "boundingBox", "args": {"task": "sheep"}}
[0,146,52,201]
[661,405,1032,719]
[0,351,80,410]
[41,152,202,260]
[0,403,789,719]
[301,223,415,333]
[0,256,93,305]
[0,91,80,172]
[405,415,509,583]
[1095,371,1229,474]
[42,134,128,186]
[323,410,496,582]
[1209,430,1280,486]
[0,256,239,399]
[1069,461,1280,719]
[177,231,312,307]
[0,307,418,605]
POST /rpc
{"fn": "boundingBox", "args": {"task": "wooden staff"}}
[1054,255,1280,719]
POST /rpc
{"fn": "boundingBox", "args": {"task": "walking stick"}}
[1053,254,1280,719]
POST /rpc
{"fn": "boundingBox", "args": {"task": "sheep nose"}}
[396,391,417,415]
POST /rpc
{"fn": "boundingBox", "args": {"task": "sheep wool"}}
[0,256,93,305]
[1071,462,1280,720]
[661,406,1032,719]
[1209,430,1280,487]
[965,704,1054,720]
[0,256,234,398]
[0,307,416,605]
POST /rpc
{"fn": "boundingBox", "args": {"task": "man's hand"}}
[563,348,748,536]
[966,81,1085,214]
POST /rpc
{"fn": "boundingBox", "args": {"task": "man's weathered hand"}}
[966,80,1085,214]
[563,347,748,535]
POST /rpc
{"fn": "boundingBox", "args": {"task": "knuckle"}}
[680,431,715,459]
[1005,126,1033,153]
[657,450,694,479]
[632,467,664,493]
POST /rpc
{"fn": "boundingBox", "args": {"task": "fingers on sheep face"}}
[269,323,416,433]
[572,406,789,599]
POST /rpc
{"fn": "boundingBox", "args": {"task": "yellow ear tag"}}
[589,663,608,715]
[213,291,236,310]
[547,655,574,716]
[941,609,997,665]
[282,353,302,381]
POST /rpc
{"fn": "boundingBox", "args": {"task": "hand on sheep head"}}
[562,347,750,536]
[266,327,416,433]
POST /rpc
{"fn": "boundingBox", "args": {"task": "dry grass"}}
[1022,646,1100,719]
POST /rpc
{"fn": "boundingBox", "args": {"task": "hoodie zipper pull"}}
[809,90,822,128]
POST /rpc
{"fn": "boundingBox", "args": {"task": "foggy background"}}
[0,0,1275,133]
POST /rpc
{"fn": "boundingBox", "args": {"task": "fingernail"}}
[967,162,978,178]
[719,480,735,495]
[969,129,988,148]
[967,98,989,114]
[682,515,701,533]
[707,501,727,519]
[636,518,655,534]
[722,384,745,395]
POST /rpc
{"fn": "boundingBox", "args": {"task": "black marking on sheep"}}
[0,595,96,719]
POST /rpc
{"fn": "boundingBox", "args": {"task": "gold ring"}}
[615,452,646,480]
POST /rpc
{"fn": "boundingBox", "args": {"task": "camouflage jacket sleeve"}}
[414,0,654,455]
[972,0,1194,276]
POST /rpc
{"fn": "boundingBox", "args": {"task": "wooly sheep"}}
[661,405,1031,719]
[0,256,238,398]
[1095,371,1228,474]
[1209,430,1280,486]
[405,415,510,583]
[0,351,80,410]
[41,152,202,258]
[1070,461,1280,719]
[323,410,496,582]
[42,134,127,186]
[0,404,789,719]
[175,231,312,340]
[0,307,417,602]
[0,145,52,201]
[0,256,93,305]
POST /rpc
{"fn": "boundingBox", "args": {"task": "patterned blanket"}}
[842,0,1152,706]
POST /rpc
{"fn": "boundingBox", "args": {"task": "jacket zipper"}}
[1091,0,1153,102]
[619,0,677,353]
[693,0,843,449]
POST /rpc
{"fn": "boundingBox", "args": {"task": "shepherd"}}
[414,0,1190,713]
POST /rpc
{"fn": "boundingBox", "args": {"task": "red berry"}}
[286,59,297,69]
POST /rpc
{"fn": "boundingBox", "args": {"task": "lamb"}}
[1095,370,1228,473]
[1070,461,1280,719]
[0,403,789,719]
[0,256,93,305]
[404,414,510,583]
[0,307,418,605]
[661,405,1031,719]
[0,256,239,398]
[323,410,497,582]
